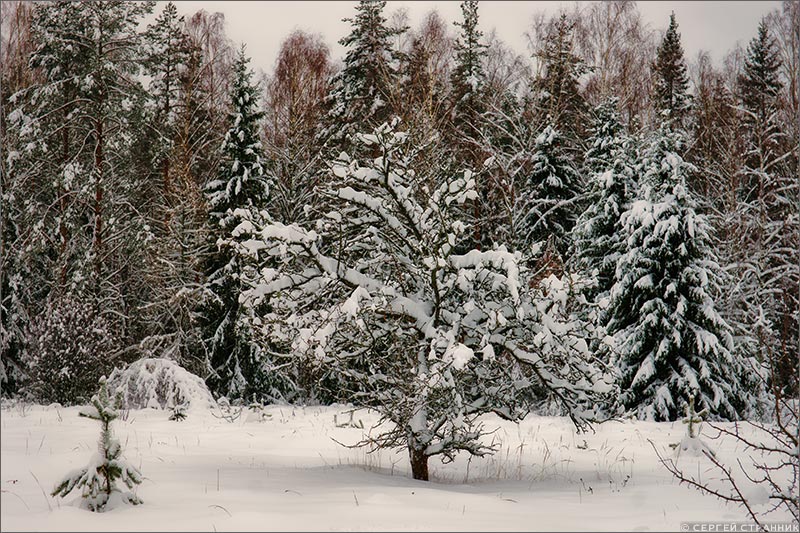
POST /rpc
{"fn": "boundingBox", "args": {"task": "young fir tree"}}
[320,0,405,155]
[652,12,690,125]
[514,124,581,255]
[604,125,749,422]
[571,98,637,301]
[200,47,273,400]
[52,377,143,512]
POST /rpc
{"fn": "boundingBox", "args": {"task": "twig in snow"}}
[29,471,52,511]
[208,504,232,517]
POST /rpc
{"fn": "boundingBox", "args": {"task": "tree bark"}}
[408,444,429,481]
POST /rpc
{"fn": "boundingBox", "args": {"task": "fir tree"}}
[604,126,749,421]
[320,1,405,154]
[200,47,273,400]
[652,13,690,125]
[733,19,797,395]
[571,98,638,301]
[449,0,488,143]
[534,13,587,139]
[52,377,143,512]
[515,124,581,255]
[738,18,784,201]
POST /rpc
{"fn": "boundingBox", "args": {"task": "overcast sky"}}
[160,1,781,76]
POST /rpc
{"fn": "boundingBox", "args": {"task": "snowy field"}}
[0,403,791,532]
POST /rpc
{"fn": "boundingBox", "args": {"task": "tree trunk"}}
[93,118,104,281]
[59,119,70,287]
[408,444,429,481]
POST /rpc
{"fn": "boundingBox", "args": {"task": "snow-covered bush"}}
[107,358,215,410]
[23,295,119,405]
[229,119,611,480]
[52,377,143,512]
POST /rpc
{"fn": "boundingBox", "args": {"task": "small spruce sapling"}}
[51,377,143,511]
[676,396,715,458]
[246,395,271,422]
[169,403,188,421]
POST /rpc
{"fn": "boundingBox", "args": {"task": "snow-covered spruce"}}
[107,358,216,411]
[51,377,143,512]
[319,0,402,155]
[229,120,611,481]
[571,97,638,302]
[652,12,691,125]
[603,126,751,422]
[514,124,581,256]
[200,46,280,401]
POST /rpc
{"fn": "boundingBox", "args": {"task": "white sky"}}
[162,1,781,76]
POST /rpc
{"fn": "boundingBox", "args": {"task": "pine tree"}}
[652,13,690,125]
[447,0,498,250]
[400,12,450,134]
[604,126,749,421]
[688,53,739,201]
[5,1,155,403]
[514,124,581,255]
[320,0,405,154]
[571,98,638,301]
[139,2,207,369]
[52,377,143,512]
[143,1,194,197]
[0,1,39,396]
[738,18,784,201]
[200,47,273,400]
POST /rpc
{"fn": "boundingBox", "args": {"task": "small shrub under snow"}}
[107,358,216,410]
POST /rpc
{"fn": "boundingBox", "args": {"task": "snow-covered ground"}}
[0,403,790,531]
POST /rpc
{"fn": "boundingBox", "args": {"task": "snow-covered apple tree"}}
[228,119,611,480]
